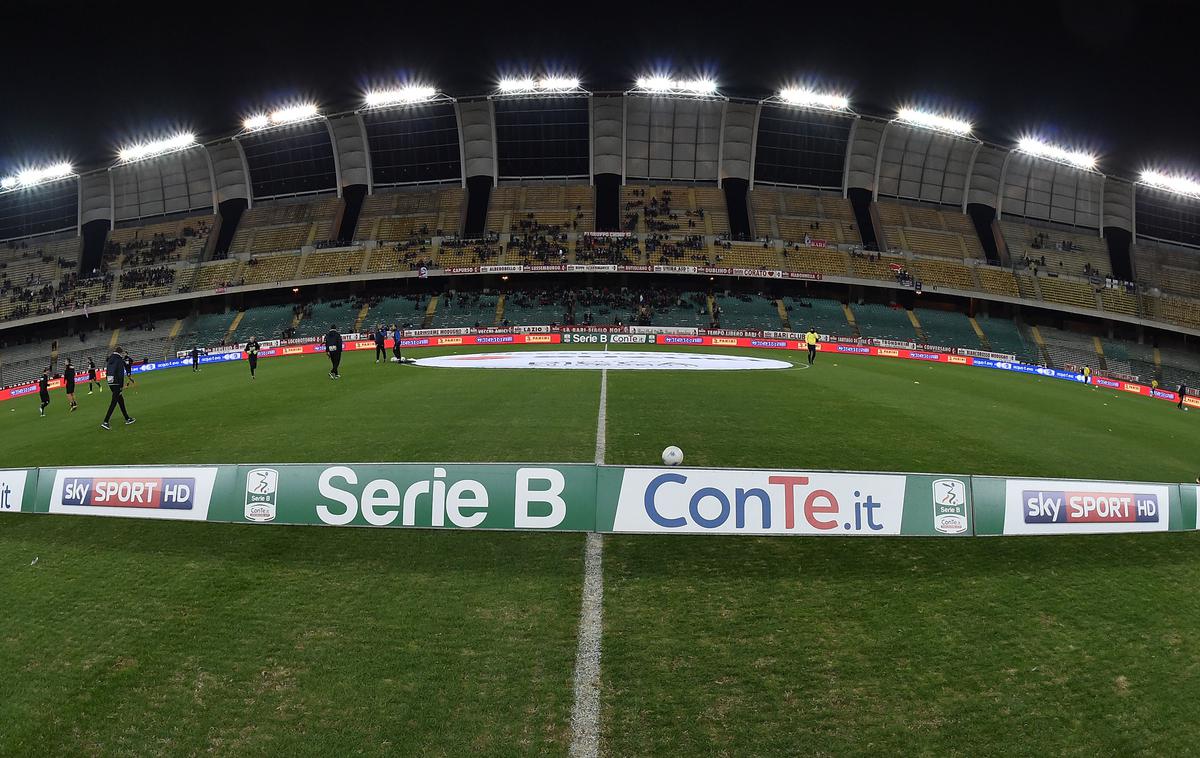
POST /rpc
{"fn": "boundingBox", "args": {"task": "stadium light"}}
[1139,170,1200,199]
[777,87,850,112]
[495,76,583,95]
[895,107,973,136]
[117,132,197,164]
[0,161,74,191]
[364,85,438,108]
[633,76,718,96]
[1015,136,1096,170]
[242,103,321,132]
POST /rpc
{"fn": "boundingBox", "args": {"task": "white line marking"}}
[570,350,606,758]
[570,531,604,758]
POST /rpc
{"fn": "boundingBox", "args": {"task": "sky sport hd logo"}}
[1003,479,1171,535]
[245,468,279,522]
[932,478,968,534]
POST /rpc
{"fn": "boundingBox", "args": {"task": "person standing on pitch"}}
[124,352,137,388]
[64,359,79,412]
[392,323,403,363]
[246,336,260,379]
[804,327,820,366]
[325,325,343,379]
[101,347,135,430]
[87,357,101,394]
[374,325,387,363]
[1180,383,1189,411]
[38,370,50,417]
[191,344,201,372]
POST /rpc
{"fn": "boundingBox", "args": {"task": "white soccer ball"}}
[661,445,684,466]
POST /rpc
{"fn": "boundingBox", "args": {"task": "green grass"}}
[0,515,582,756]
[2,344,1196,481]
[2,342,1199,755]
[602,532,1200,756]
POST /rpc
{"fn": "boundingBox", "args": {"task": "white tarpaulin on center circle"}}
[412,351,794,371]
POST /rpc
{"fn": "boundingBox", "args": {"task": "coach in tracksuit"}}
[325,325,343,379]
[101,347,135,429]
[392,324,403,362]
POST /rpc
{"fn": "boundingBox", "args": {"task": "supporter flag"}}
[419,266,428,279]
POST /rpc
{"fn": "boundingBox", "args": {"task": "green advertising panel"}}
[0,468,38,514]
[595,467,971,536]
[972,476,1184,536]
[220,463,598,531]
[1182,484,1199,531]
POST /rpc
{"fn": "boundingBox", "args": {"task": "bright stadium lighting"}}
[538,76,580,91]
[895,107,973,136]
[0,161,74,191]
[269,103,319,124]
[118,132,197,163]
[243,114,270,130]
[1139,170,1200,199]
[364,85,438,108]
[498,77,536,92]
[634,76,718,95]
[778,87,850,111]
[1016,136,1096,170]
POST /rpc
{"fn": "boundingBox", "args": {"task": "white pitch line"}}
[569,359,607,758]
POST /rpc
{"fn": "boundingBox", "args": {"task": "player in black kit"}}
[246,337,260,379]
[64,359,78,412]
[38,370,50,417]
[87,357,101,394]
[325,325,343,379]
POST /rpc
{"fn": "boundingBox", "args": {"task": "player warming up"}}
[87,357,101,394]
[246,337,260,379]
[38,370,50,417]
[100,347,135,430]
[64,359,79,412]
[374,325,387,363]
[804,327,820,366]
[325,325,343,379]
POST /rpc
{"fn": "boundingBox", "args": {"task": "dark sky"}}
[1,0,1196,179]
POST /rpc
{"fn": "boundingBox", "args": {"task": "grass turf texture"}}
[601,532,1200,756]
[0,515,582,755]
[3,343,1200,754]
[2,343,1194,481]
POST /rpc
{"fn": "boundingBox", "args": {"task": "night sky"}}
[1,0,1195,178]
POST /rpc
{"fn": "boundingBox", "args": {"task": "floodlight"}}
[895,107,973,136]
[1016,137,1096,170]
[243,114,270,130]
[365,86,438,107]
[118,132,197,163]
[1139,170,1200,199]
[634,76,717,95]
[0,161,74,191]
[778,88,850,111]
[538,77,580,91]
[499,77,536,92]
[269,103,319,124]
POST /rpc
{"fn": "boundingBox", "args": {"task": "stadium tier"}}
[850,302,918,342]
[227,196,343,255]
[357,187,465,241]
[487,184,595,236]
[433,292,500,328]
[876,201,985,260]
[750,188,861,246]
[999,220,1112,277]
[105,214,213,268]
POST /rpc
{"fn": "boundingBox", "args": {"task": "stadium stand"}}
[914,308,982,349]
[435,292,499,328]
[782,244,852,278]
[750,188,861,246]
[907,257,976,291]
[240,253,301,286]
[712,293,782,330]
[299,248,366,279]
[851,302,918,342]
[999,220,1111,277]
[620,186,724,236]
[357,187,465,241]
[976,265,1020,298]
[876,201,985,260]
[105,214,213,268]
[1037,326,1103,371]
[486,184,594,236]
[230,304,296,342]
[1133,239,1200,299]
[1035,275,1099,310]
[503,290,567,326]
[785,297,851,336]
[975,315,1037,362]
[227,196,342,255]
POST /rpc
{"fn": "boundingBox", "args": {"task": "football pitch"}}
[2,344,1199,755]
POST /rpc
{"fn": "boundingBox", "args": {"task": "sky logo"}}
[836,345,870,354]
[663,336,703,345]
[1022,490,1159,524]
[60,477,196,510]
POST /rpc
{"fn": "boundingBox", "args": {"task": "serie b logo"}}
[245,468,279,522]
[932,478,968,534]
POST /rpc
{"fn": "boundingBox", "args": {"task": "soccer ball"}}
[661,445,684,466]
